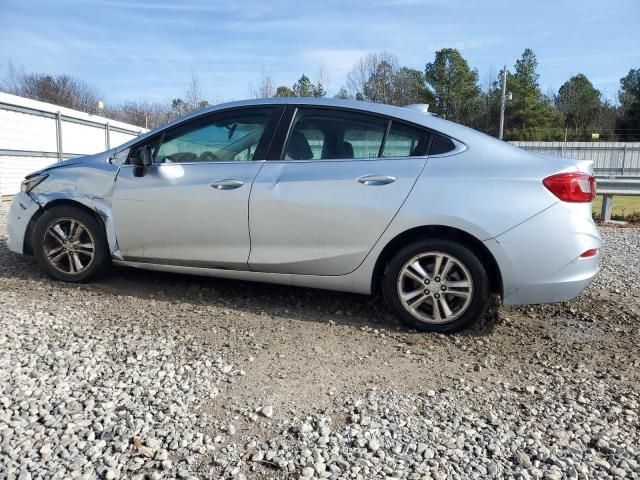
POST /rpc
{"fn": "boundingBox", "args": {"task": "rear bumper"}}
[485,202,601,305]
[6,192,40,255]
[501,274,596,305]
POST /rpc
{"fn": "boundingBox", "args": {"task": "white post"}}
[55,111,63,162]
[105,123,111,149]
[498,65,507,140]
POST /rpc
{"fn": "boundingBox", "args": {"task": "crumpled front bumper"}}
[6,192,41,254]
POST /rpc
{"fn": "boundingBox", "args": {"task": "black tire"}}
[383,239,489,333]
[32,205,111,283]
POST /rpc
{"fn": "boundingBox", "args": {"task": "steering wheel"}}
[199,151,219,162]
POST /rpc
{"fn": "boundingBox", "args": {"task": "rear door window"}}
[283,108,388,160]
[382,122,431,157]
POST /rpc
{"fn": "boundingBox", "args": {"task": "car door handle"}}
[211,179,244,190]
[356,174,397,186]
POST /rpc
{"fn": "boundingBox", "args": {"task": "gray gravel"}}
[591,226,640,295]
[266,385,639,480]
[0,292,240,479]
[0,201,638,480]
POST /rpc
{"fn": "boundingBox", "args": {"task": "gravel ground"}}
[0,201,638,480]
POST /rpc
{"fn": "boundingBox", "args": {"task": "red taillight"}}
[580,248,599,258]
[542,172,596,202]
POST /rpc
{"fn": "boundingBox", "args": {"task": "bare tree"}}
[345,52,399,100]
[473,67,501,134]
[251,65,275,98]
[2,62,101,113]
[260,65,275,98]
[342,52,431,106]
[183,70,211,111]
[314,60,329,98]
[1,61,25,94]
[105,100,173,129]
[185,71,206,111]
[171,71,210,118]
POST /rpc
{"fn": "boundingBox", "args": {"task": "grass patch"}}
[593,195,640,218]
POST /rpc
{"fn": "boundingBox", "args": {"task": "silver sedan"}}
[7,98,601,332]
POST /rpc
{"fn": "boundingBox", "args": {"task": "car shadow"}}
[0,243,501,337]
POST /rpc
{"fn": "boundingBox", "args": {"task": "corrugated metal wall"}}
[0,92,146,196]
[511,141,640,176]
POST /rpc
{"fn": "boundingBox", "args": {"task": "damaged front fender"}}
[13,151,123,259]
[29,192,123,260]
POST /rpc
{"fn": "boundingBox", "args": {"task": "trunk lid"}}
[529,152,594,175]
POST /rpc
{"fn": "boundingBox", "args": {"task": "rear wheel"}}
[33,206,111,282]
[383,239,489,332]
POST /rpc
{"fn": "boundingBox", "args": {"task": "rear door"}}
[248,106,431,275]
[113,106,282,269]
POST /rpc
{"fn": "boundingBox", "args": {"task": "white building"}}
[0,92,146,197]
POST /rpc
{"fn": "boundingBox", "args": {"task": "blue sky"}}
[1,0,638,105]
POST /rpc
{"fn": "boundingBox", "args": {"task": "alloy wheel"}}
[42,218,96,275]
[396,251,474,324]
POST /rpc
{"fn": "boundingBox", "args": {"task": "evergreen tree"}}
[424,48,480,123]
[505,49,560,139]
[556,74,601,137]
[274,85,295,97]
[617,68,640,140]
[393,67,434,106]
[292,74,325,97]
[334,87,351,100]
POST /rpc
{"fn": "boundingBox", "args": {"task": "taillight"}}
[542,172,596,203]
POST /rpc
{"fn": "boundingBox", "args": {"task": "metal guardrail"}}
[596,176,640,221]
[597,176,640,196]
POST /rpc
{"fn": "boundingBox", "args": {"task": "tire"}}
[383,239,489,333]
[32,205,111,283]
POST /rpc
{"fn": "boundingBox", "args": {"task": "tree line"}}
[2,49,640,141]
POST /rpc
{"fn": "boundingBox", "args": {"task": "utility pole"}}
[498,65,507,140]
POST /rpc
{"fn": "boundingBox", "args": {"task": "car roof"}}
[118,97,489,152]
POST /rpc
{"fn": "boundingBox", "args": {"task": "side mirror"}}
[131,145,153,177]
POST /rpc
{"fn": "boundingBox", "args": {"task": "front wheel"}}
[383,239,490,333]
[32,205,111,282]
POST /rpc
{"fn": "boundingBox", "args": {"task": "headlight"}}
[21,173,49,193]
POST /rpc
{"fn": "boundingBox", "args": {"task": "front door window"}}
[153,108,275,163]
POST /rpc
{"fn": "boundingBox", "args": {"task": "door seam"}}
[343,156,431,276]
[246,161,267,269]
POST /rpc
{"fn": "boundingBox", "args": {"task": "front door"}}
[113,106,280,269]
[248,107,431,275]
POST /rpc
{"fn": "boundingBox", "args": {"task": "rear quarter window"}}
[429,135,456,155]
